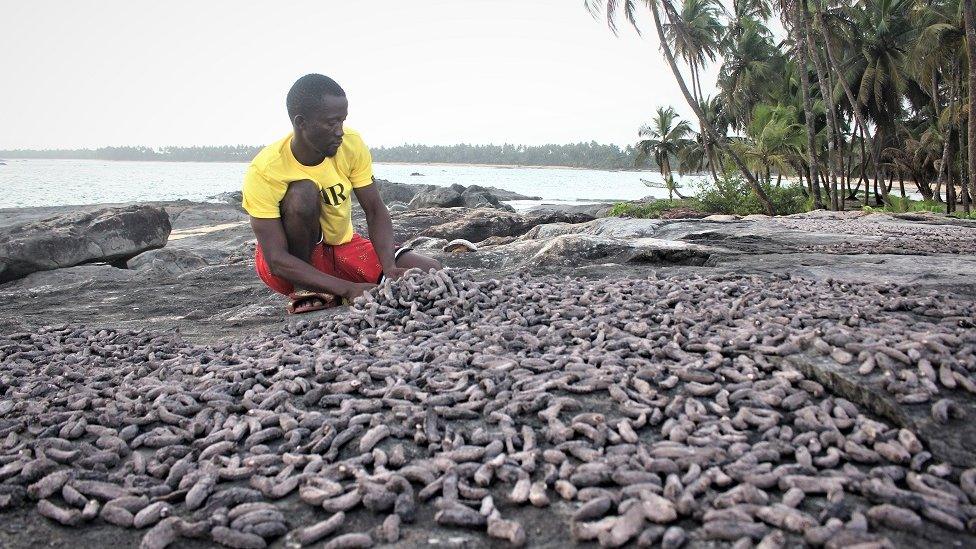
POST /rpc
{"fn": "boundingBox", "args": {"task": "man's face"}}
[297,95,348,157]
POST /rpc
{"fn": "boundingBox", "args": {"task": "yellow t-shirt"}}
[241,128,373,246]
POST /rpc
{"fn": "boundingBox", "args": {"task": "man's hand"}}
[383,266,410,281]
[342,282,377,301]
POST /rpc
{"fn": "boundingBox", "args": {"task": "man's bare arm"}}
[249,217,374,299]
[354,183,401,276]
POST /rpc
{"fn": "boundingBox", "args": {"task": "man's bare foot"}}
[286,291,338,314]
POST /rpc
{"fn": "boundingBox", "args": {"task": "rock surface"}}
[406,183,525,211]
[0,205,171,283]
[397,207,595,243]
[2,202,976,343]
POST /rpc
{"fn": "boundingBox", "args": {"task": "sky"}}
[0,0,709,149]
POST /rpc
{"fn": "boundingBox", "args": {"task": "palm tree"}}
[909,0,967,208]
[586,0,775,214]
[794,1,843,209]
[961,0,976,211]
[783,0,825,208]
[691,95,730,181]
[813,1,892,207]
[664,0,725,103]
[718,16,778,131]
[635,106,694,199]
[724,0,772,45]
[732,104,806,184]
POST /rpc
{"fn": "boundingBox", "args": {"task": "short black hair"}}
[286,74,346,120]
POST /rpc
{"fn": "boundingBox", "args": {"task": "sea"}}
[0,159,709,212]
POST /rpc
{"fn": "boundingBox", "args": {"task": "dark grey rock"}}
[527,202,615,218]
[0,205,171,283]
[209,191,244,208]
[393,207,595,244]
[129,248,210,277]
[1,265,139,292]
[405,183,530,211]
[478,186,541,201]
[372,179,435,205]
[408,184,466,209]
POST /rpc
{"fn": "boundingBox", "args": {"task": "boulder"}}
[412,208,596,243]
[406,184,525,211]
[372,179,435,205]
[527,203,615,218]
[1,265,139,292]
[128,248,210,277]
[479,186,542,201]
[418,208,524,242]
[408,184,466,209]
[526,217,665,240]
[209,190,244,208]
[0,205,171,283]
[460,189,515,212]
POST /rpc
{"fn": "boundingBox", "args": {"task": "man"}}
[243,74,441,313]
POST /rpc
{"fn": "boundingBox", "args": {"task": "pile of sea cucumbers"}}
[1,269,975,548]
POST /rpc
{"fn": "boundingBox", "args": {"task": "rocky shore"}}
[2,180,976,548]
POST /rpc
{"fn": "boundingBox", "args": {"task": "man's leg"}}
[279,180,321,263]
[278,180,332,308]
[395,251,442,272]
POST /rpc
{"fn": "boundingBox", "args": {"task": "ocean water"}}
[0,158,708,211]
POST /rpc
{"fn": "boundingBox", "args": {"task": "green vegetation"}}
[612,173,809,218]
[636,107,694,200]
[0,142,653,170]
[695,174,809,216]
[586,0,976,217]
[609,198,696,218]
[0,145,261,162]
[0,146,262,162]
[863,196,976,219]
[372,142,645,170]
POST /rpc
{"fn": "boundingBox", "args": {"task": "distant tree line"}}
[371,142,647,170]
[0,142,656,170]
[0,146,262,162]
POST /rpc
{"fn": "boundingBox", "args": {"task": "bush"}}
[694,173,808,216]
[609,199,697,219]
[610,173,811,219]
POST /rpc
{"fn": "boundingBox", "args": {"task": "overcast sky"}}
[0,0,706,149]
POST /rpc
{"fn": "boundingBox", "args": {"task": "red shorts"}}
[255,234,408,295]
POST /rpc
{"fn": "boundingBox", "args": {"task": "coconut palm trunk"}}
[647,0,775,214]
[815,6,891,207]
[800,4,840,210]
[792,1,824,209]
[936,139,948,203]
[965,0,976,205]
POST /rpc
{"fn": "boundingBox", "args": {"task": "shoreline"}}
[0,156,668,174]
[374,160,661,173]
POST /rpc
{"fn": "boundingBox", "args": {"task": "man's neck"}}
[290,136,326,167]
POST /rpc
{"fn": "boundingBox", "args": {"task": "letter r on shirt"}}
[321,184,347,206]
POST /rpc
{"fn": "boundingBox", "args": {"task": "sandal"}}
[286,290,338,315]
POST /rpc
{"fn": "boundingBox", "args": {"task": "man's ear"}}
[293,114,306,130]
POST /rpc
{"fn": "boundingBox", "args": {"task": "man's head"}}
[287,74,348,158]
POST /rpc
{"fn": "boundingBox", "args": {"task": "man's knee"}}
[280,180,320,222]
